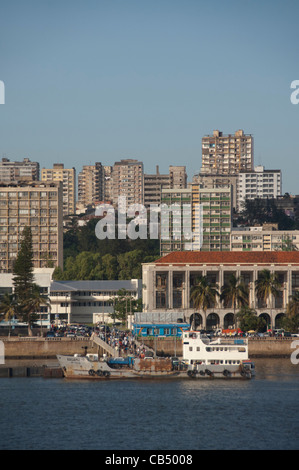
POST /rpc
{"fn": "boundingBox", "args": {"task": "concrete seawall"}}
[0,337,97,359]
[0,336,296,360]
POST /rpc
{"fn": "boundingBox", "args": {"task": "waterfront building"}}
[237,165,282,212]
[49,279,142,324]
[0,181,63,272]
[201,130,253,175]
[142,251,299,329]
[41,163,76,216]
[0,157,40,182]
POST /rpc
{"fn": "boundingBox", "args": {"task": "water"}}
[0,358,299,450]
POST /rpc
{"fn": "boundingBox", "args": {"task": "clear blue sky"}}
[0,0,298,193]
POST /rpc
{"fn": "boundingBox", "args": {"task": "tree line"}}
[53,217,160,281]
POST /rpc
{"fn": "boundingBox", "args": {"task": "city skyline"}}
[0,1,298,193]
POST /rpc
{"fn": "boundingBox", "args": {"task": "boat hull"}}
[57,355,183,379]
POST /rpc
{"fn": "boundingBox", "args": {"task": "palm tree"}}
[220,274,249,330]
[255,269,282,331]
[0,293,17,337]
[190,276,219,330]
[284,291,299,332]
[25,285,50,337]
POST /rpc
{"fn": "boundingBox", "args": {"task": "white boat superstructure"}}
[182,331,255,379]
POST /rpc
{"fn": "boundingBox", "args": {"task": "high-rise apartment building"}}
[0,181,63,272]
[193,173,238,210]
[160,185,232,256]
[103,165,113,202]
[0,157,40,182]
[41,163,76,216]
[192,185,232,252]
[111,159,144,207]
[78,162,104,208]
[237,165,282,212]
[201,130,253,175]
[143,165,188,208]
[169,165,187,188]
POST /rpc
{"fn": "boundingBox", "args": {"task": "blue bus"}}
[133,322,190,338]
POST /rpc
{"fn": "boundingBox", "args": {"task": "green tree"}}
[236,306,266,333]
[220,274,249,329]
[255,269,282,330]
[110,289,142,324]
[0,293,17,336]
[26,284,50,336]
[12,226,35,303]
[190,276,219,330]
[12,227,36,336]
[283,291,299,332]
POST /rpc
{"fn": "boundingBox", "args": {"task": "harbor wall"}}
[1,337,97,359]
[0,336,296,359]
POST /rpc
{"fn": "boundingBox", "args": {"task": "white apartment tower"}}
[237,165,282,212]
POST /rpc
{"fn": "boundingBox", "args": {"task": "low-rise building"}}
[231,226,299,251]
[49,279,142,324]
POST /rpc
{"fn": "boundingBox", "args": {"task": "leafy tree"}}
[236,306,266,332]
[110,289,142,324]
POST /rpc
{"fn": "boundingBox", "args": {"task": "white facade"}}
[237,166,282,212]
[50,279,142,324]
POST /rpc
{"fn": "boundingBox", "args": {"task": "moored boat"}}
[57,353,183,379]
[182,330,255,379]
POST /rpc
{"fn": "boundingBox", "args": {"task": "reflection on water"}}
[0,358,299,450]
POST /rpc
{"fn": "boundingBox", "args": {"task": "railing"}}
[91,333,117,357]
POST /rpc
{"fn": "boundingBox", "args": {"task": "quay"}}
[0,335,296,361]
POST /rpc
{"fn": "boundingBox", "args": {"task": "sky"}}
[0,0,298,193]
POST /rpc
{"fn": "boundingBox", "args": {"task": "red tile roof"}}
[153,251,299,266]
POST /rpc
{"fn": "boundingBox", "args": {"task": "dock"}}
[0,366,63,378]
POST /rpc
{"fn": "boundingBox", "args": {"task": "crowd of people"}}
[93,325,149,358]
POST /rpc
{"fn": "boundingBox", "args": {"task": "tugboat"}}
[183,330,255,379]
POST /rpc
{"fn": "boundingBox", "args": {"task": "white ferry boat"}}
[182,331,255,379]
[57,353,182,379]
